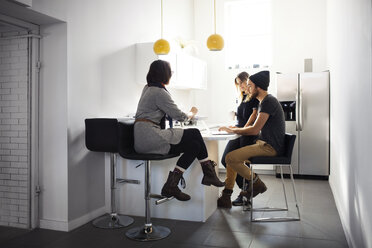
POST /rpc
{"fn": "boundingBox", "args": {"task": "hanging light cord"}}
[161,0,164,38]
[214,0,216,34]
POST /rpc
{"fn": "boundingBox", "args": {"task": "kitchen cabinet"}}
[135,42,207,89]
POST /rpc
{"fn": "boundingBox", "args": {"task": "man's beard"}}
[250,89,258,99]
[245,93,252,101]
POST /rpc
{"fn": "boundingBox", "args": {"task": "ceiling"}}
[0,0,62,26]
[0,20,26,32]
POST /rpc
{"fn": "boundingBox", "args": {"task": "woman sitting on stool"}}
[220,71,259,207]
[134,59,225,201]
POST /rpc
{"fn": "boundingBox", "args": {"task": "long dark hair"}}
[146,60,172,86]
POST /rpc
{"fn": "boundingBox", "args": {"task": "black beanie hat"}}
[249,71,270,91]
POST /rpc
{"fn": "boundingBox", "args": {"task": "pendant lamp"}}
[153,0,170,55]
[207,0,224,51]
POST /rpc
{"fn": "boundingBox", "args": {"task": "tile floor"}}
[0,175,349,248]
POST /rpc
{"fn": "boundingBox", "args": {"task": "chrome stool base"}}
[126,225,171,241]
[92,214,134,229]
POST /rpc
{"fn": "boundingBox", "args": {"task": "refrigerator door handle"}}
[299,89,303,131]
[295,90,299,131]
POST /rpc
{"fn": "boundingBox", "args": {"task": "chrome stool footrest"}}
[150,193,174,205]
[116,178,140,184]
[252,216,300,222]
[252,207,289,212]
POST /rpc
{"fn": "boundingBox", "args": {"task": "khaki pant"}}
[224,140,277,190]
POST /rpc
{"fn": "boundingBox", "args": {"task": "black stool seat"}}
[119,152,179,161]
[250,156,290,165]
[118,122,179,160]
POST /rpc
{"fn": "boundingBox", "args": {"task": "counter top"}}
[117,117,238,140]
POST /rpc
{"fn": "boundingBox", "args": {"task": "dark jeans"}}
[169,128,208,170]
[221,135,257,189]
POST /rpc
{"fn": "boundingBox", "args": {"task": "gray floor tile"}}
[0,176,349,248]
[0,226,30,243]
[203,230,252,248]
[300,212,348,245]
[154,224,211,246]
[299,237,349,248]
[0,228,69,248]
[249,234,301,248]
[203,209,256,233]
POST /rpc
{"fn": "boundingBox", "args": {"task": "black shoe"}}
[217,189,233,208]
[161,171,191,201]
[232,193,251,206]
[201,160,225,187]
[242,175,267,198]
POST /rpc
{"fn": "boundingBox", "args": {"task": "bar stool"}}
[243,133,300,222]
[117,122,179,241]
[85,118,140,228]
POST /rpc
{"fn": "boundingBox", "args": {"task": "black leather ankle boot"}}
[201,160,225,187]
[240,174,267,198]
[217,188,233,208]
[161,171,191,201]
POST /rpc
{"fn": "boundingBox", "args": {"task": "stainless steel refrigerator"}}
[276,71,329,177]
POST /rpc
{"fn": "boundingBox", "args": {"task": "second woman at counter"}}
[219,71,259,208]
[134,59,225,202]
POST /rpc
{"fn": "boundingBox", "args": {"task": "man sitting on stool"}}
[217,71,285,208]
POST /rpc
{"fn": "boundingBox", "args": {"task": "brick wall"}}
[0,30,29,228]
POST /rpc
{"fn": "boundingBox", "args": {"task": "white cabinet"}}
[135,42,207,89]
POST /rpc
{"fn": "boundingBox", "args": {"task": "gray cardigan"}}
[134,85,188,154]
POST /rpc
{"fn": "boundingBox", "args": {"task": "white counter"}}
[111,131,237,222]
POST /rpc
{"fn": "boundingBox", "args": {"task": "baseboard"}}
[39,218,69,232]
[39,206,106,232]
[67,206,106,231]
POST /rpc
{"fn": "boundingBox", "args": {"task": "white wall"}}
[32,0,196,230]
[193,0,327,124]
[38,22,68,229]
[327,0,372,247]
[271,0,327,74]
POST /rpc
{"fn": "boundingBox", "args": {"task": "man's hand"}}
[218,126,234,133]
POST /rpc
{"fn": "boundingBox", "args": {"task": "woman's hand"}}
[188,107,198,119]
[218,126,234,133]
[190,107,198,115]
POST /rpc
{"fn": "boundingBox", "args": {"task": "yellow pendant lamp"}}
[207,0,224,51]
[154,0,170,55]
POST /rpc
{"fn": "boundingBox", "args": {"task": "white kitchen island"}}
[108,129,238,222]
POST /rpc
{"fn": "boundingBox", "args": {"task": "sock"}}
[199,158,209,163]
[174,166,185,174]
